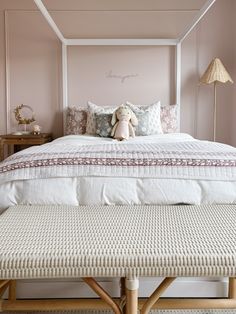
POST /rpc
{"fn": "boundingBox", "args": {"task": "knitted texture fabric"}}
[0,205,236,279]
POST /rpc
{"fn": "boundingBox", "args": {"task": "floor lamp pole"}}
[213,81,217,142]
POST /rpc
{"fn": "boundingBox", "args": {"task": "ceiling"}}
[0,0,212,39]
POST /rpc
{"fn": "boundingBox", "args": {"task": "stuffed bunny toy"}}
[111,104,138,140]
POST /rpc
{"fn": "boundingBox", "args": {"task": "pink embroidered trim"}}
[1,157,236,173]
[5,150,236,162]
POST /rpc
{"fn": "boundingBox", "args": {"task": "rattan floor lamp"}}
[199,58,233,141]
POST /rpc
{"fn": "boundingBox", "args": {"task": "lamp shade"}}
[199,58,233,84]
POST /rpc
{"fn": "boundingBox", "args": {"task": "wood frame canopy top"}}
[1,203,236,313]
[33,0,216,133]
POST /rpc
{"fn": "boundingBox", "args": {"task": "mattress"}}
[1,133,236,212]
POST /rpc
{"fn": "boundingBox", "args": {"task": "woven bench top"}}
[0,205,236,279]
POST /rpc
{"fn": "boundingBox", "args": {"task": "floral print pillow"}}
[65,103,179,136]
[65,106,87,135]
[127,102,179,134]
[86,101,117,135]
[127,101,163,136]
[95,113,113,137]
[161,104,179,133]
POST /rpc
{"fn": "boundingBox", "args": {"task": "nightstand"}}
[0,133,52,161]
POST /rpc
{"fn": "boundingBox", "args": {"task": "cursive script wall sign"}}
[106,70,139,83]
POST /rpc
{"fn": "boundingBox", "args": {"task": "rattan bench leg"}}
[8,281,16,301]
[140,277,176,314]
[1,298,114,311]
[83,277,122,314]
[120,278,126,313]
[229,278,236,299]
[139,298,236,309]
[120,278,126,299]
[125,278,139,314]
[0,281,10,300]
[0,281,9,290]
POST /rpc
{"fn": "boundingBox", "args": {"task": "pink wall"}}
[67,46,175,107]
[182,0,235,143]
[0,10,6,135]
[231,0,236,146]
[0,0,235,143]
[5,11,62,137]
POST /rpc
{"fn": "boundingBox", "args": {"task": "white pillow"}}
[126,101,163,135]
[86,101,117,135]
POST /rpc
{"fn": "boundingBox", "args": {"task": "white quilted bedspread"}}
[1,134,236,183]
[0,204,236,279]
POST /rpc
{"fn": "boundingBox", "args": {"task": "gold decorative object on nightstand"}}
[13,104,36,134]
[0,133,52,161]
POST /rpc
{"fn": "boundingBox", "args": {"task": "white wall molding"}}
[194,26,201,139]
[4,10,10,134]
[176,43,181,131]
[62,43,68,134]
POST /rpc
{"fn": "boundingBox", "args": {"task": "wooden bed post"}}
[229,278,236,299]
[125,278,139,314]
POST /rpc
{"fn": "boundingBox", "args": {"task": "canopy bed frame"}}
[33,0,216,134]
[2,1,236,314]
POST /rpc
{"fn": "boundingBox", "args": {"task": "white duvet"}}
[1,133,236,212]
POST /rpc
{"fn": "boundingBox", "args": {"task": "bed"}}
[1,132,236,212]
[1,133,236,313]
[1,125,236,311]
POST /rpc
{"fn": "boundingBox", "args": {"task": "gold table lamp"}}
[199,58,233,141]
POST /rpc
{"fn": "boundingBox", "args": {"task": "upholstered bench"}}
[0,204,236,313]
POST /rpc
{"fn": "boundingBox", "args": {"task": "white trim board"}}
[62,43,68,134]
[65,39,178,46]
[175,43,181,131]
[4,11,10,134]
